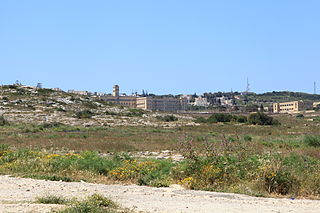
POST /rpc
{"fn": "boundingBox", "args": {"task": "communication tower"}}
[244,78,250,94]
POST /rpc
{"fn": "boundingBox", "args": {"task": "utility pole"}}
[314,81,317,95]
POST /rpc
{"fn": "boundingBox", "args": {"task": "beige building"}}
[68,90,90,96]
[273,100,313,113]
[137,97,187,112]
[102,85,137,108]
[313,102,320,108]
[102,85,186,112]
[194,97,210,107]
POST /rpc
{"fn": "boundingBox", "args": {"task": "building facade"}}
[101,86,186,112]
[136,97,187,112]
[313,102,320,108]
[194,97,210,107]
[273,100,313,113]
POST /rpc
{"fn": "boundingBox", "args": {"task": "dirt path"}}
[0,175,319,213]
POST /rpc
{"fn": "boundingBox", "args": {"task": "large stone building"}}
[273,100,313,113]
[101,85,186,112]
[101,85,137,108]
[136,97,187,112]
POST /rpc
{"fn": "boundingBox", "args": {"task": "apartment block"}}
[273,100,313,113]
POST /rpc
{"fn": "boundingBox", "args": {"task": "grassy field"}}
[0,113,320,199]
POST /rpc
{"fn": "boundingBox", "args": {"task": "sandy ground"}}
[0,175,319,213]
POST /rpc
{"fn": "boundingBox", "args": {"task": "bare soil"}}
[0,175,319,213]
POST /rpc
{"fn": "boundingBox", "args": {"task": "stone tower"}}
[113,85,119,97]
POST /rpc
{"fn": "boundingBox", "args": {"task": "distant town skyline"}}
[1,1,320,95]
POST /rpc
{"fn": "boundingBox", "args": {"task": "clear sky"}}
[1,0,320,95]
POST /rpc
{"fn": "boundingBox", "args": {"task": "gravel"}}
[0,175,319,213]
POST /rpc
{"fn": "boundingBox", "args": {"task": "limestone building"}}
[313,102,320,108]
[193,97,210,107]
[136,97,187,112]
[101,86,187,112]
[273,100,313,113]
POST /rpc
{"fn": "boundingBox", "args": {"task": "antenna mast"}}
[246,78,250,94]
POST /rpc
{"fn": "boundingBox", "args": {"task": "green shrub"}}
[77,151,119,175]
[59,194,118,213]
[243,135,252,142]
[105,111,117,116]
[57,107,67,112]
[296,114,304,118]
[39,122,65,129]
[194,117,207,123]
[86,194,117,209]
[207,113,233,123]
[235,115,248,123]
[75,110,95,119]
[304,135,320,147]
[125,108,145,117]
[0,116,9,126]
[37,88,54,95]
[264,170,297,195]
[0,144,10,152]
[156,115,178,122]
[248,113,280,125]
[36,195,68,204]
[36,175,73,182]
[195,114,248,124]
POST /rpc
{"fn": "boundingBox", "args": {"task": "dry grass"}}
[0,114,319,154]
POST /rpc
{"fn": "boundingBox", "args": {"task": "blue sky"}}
[1,0,320,95]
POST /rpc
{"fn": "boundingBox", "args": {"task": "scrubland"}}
[1,113,320,200]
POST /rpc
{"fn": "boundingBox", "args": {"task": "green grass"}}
[0,114,320,198]
[304,135,320,147]
[0,142,319,198]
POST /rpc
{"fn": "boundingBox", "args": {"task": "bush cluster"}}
[156,115,178,122]
[0,116,9,126]
[75,110,95,119]
[37,194,124,213]
[248,112,280,125]
[195,113,279,125]
[195,113,247,123]
[0,143,319,198]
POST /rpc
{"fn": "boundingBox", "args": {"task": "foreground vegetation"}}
[0,133,320,198]
[0,113,320,199]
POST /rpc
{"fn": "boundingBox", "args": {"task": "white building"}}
[194,97,210,107]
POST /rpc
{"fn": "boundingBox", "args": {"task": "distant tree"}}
[248,112,280,125]
[260,104,264,112]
